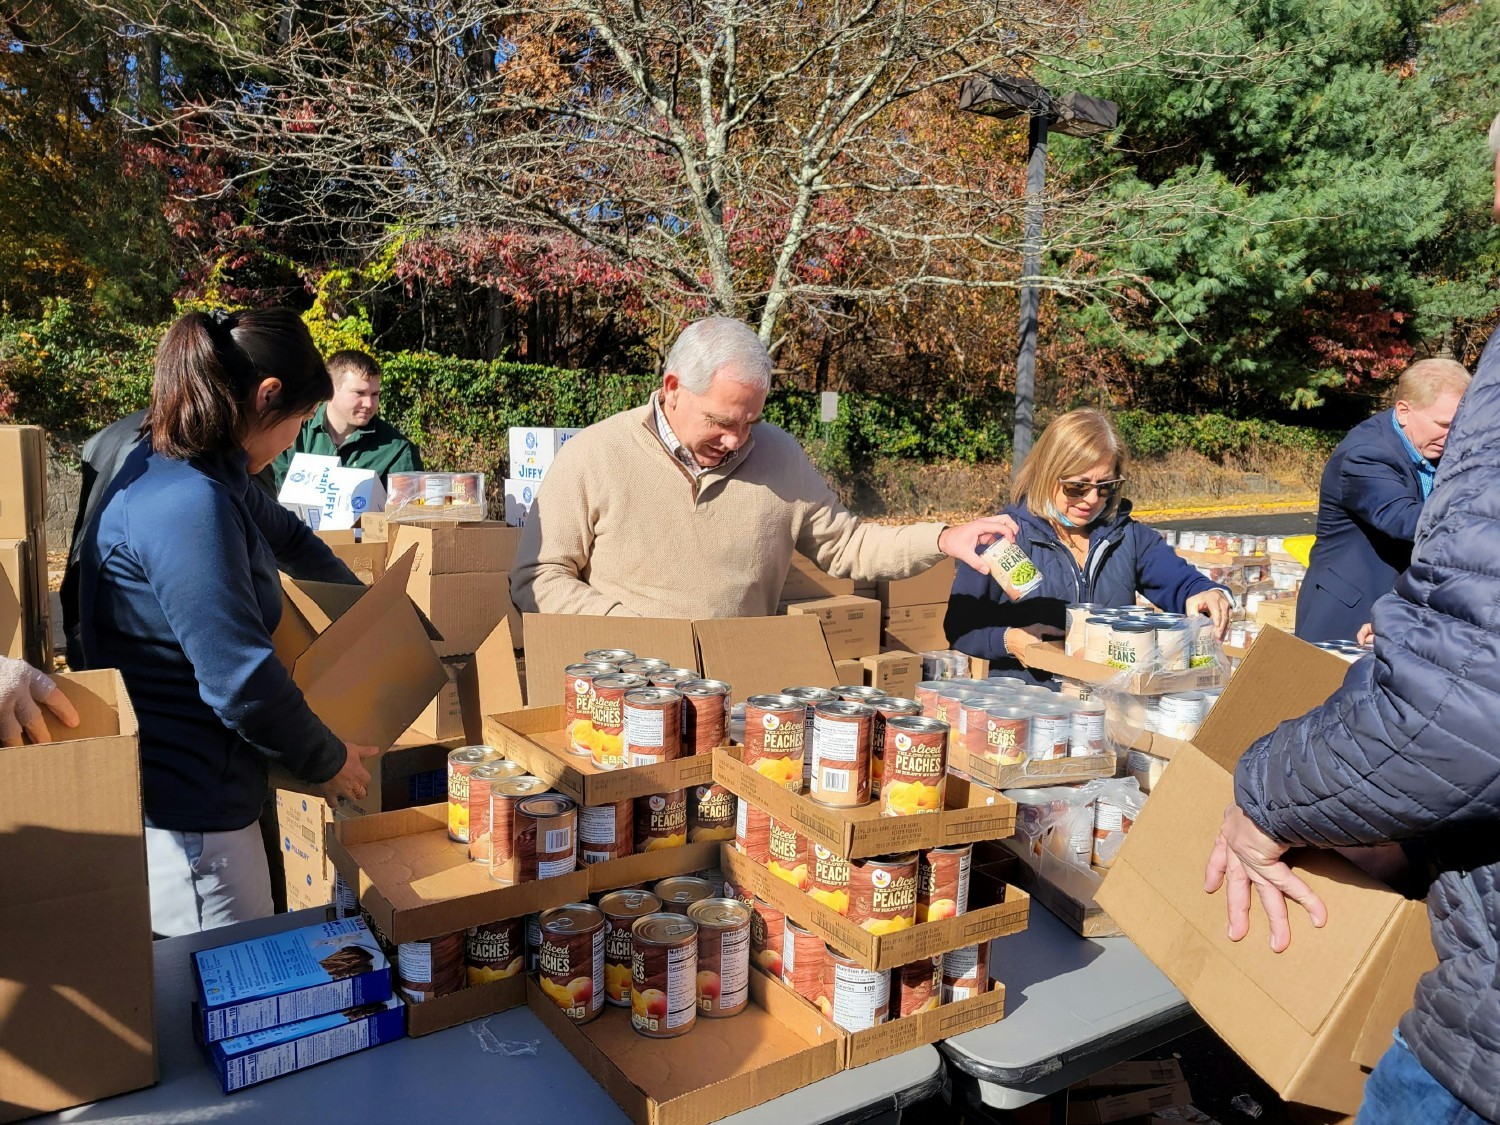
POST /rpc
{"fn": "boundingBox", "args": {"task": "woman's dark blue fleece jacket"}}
[81,441,357,832]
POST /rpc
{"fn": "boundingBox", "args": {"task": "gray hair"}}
[663,317,772,394]
[1491,111,1500,156]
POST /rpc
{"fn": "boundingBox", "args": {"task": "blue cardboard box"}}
[208,996,406,1093]
[194,918,391,1042]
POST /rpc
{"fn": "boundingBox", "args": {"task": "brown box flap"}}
[524,614,699,706]
[694,615,837,699]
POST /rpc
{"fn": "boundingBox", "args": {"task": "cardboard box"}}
[390,521,523,658]
[713,748,1015,859]
[508,426,581,482]
[786,595,881,661]
[412,657,467,740]
[981,846,1121,938]
[504,478,538,527]
[1095,628,1438,1113]
[336,735,462,819]
[0,539,26,660]
[1,669,156,1121]
[949,734,1115,791]
[526,968,840,1125]
[207,995,405,1094]
[720,845,1029,970]
[521,613,838,707]
[0,424,46,540]
[268,547,447,764]
[587,841,724,895]
[1068,1081,1193,1124]
[862,650,919,698]
[276,789,335,910]
[1020,641,1226,694]
[315,528,387,584]
[279,453,387,530]
[833,657,863,683]
[881,602,948,653]
[1257,596,1298,631]
[876,558,955,609]
[193,917,392,1042]
[485,705,714,806]
[1073,1058,1185,1089]
[779,552,855,603]
[406,622,526,743]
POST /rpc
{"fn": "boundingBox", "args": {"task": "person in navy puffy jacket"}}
[944,409,1230,677]
[1296,358,1470,644]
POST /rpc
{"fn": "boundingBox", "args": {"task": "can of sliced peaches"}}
[916,843,972,923]
[631,913,698,1039]
[743,694,807,791]
[599,889,660,1007]
[880,716,947,817]
[846,853,919,934]
[538,903,607,1024]
[688,897,751,1018]
[808,842,851,916]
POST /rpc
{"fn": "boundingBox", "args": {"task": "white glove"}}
[0,656,81,746]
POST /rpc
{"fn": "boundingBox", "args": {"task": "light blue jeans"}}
[1356,1032,1490,1125]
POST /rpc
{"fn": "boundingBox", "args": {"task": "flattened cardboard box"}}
[521,613,838,708]
[527,967,840,1125]
[1073,1058,1185,1089]
[784,595,881,661]
[713,747,1015,859]
[720,844,1029,970]
[484,705,714,806]
[1095,628,1436,1113]
[328,803,589,947]
[0,670,156,1123]
[1068,1081,1193,1124]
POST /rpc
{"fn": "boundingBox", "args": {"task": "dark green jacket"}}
[270,406,423,490]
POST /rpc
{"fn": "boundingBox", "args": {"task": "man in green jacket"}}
[271,350,422,489]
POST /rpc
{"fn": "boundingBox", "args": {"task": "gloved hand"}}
[0,657,81,746]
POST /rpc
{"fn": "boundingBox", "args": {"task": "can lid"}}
[450,746,497,765]
[1111,622,1156,634]
[624,687,683,706]
[598,889,662,918]
[887,715,949,736]
[834,685,886,699]
[746,693,805,709]
[584,648,635,661]
[649,669,699,686]
[493,776,547,797]
[593,673,648,690]
[680,678,732,697]
[866,851,919,865]
[540,902,604,934]
[619,659,670,674]
[516,793,576,817]
[815,700,874,719]
[687,897,753,929]
[633,912,699,945]
[870,697,923,715]
[984,705,1033,719]
[565,662,619,676]
[653,876,716,904]
[779,687,837,703]
[471,760,526,781]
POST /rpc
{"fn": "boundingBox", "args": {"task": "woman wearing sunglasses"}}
[945,408,1231,677]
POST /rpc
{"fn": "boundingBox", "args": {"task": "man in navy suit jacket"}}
[1297,358,1471,642]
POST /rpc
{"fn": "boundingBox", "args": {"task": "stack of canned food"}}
[918,649,972,681]
[1009,778,1144,874]
[1159,529,1271,556]
[739,686,949,816]
[1062,602,1219,672]
[386,470,487,520]
[909,675,1107,770]
[562,649,732,769]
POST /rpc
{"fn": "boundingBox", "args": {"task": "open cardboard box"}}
[527,967,840,1125]
[390,521,524,657]
[406,618,526,744]
[721,843,1028,970]
[979,844,1122,938]
[949,735,1115,791]
[521,612,839,707]
[1095,628,1438,1113]
[268,547,447,803]
[586,841,723,896]
[1019,641,1226,694]
[484,705,715,805]
[1,670,157,1122]
[713,747,1015,859]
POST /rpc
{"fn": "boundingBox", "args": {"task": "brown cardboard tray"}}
[483,705,714,805]
[327,804,588,945]
[758,963,1006,1069]
[403,973,528,1037]
[527,968,841,1125]
[978,845,1122,938]
[712,748,1015,860]
[949,737,1116,791]
[720,844,1029,971]
[1019,642,1226,694]
[587,841,724,895]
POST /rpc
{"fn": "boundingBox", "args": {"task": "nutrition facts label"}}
[718,929,750,1010]
[1095,802,1125,832]
[831,962,889,1030]
[624,706,665,750]
[538,851,576,879]
[397,942,433,984]
[668,944,697,1028]
[812,715,861,764]
[580,805,621,844]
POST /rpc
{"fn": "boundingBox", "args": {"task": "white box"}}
[279,454,387,531]
[503,478,538,527]
[507,427,580,483]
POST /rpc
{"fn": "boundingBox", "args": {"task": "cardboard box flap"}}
[695,615,838,699]
[1192,627,1352,771]
[290,547,446,749]
[524,613,699,706]
[455,619,525,742]
[40,668,140,742]
[1352,902,1438,1069]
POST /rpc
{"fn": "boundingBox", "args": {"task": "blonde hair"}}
[1395,358,1470,410]
[328,349,381,389]
[1012,409,1128,523]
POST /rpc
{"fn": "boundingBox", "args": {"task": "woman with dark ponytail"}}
[80,308,379,937]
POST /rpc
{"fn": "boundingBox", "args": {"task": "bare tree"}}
[97,0,1272,349]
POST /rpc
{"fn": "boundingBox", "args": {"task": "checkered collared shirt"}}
[653,393,739,478]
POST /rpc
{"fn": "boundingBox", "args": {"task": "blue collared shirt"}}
[1392,411,1438,499]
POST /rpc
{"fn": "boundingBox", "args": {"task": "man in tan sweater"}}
[510,317,1018,619]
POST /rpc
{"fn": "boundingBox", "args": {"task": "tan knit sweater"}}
[510,402,948,619]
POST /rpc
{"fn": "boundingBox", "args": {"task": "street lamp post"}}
[958,76,1118,479]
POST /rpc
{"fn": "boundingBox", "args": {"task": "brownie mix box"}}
[207,995,406,1093]
[194,917,392,1042]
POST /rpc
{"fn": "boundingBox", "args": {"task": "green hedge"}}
[0,303,1340,472]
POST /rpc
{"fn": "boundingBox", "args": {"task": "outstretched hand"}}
[1205,803,1327,953]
